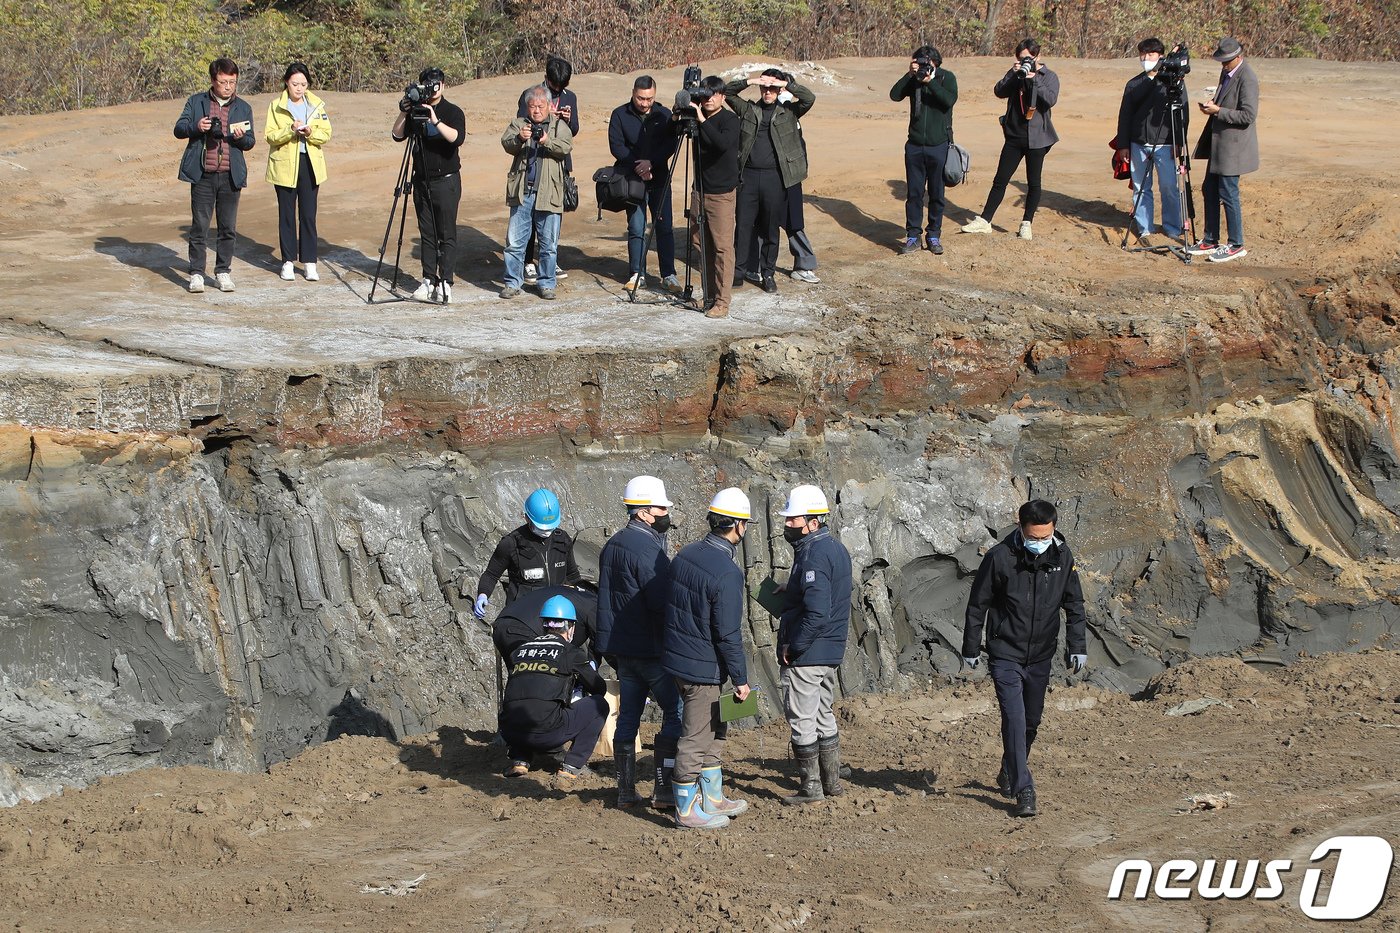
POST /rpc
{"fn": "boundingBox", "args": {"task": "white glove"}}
[962,657,980,670]
[1069,654,1087,674]
[473,593,489,620]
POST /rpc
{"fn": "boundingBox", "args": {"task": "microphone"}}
[674,89,693,112]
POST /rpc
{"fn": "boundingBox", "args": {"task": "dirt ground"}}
[2,56,1400,931]
[0,650,1396,930]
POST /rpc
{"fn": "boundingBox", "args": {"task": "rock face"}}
[2,259,1399,802]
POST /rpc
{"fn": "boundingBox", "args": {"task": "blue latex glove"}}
[473,593,489,620]
[962,657,980,670]
[1068,653,1087,674]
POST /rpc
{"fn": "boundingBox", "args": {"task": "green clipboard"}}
[719,688,759,723]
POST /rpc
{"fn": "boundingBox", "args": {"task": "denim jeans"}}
[625,183,676,278]
[504,189,561,289]
[903,141,949,239]
[189,172,240,275]
[1129,144,1183,238]
[614,656,683,746]
[1202,172,1244,247]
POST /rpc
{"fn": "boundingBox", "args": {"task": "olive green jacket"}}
[723,78,815,188]
[500,116,573,212]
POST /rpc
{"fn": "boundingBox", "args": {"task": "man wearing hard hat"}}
[497,594,609,790]
[474,487,584,622]
[661,487,753,829]
[775,484,853,805]
[596,475,684,809]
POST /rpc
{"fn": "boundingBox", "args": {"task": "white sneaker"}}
[280,261,295,281]
[961,216,993,234]
[790,269,821,284]
[661,273,682,294]
[411,281,434,301]
[524,263,538,286]
[1018,221,1033,241]
[556,269,568,280]
[188,273,205,294]
[624,273,642,292]
[216,272,235,292]
[439,281,452,303]
[304,262,319,281]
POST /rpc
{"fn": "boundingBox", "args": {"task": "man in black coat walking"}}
[961,499,1087,818]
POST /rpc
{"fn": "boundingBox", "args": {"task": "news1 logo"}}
[1107,836,1395,920]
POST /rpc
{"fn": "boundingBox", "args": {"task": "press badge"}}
[523,567,544,581]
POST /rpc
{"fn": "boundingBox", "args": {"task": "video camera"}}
[1158,43,1191,91]
[672,64,710,136]
[399,76,441,124]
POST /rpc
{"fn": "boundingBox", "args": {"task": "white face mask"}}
[1024,537,1052,555]
[1141,59,1158,73]
[531,524,552,538]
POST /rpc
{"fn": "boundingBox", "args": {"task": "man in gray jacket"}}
[1188,37,1259,263]
[500,87,573,299]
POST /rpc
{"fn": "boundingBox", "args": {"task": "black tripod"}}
[368,125,445,303]
[1120,84,1198,264]
[630,124,707,309]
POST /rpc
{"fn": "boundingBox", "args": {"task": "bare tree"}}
[981,0,1010,54]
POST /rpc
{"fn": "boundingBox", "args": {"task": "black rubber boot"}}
[782,741,824,806]
[817,734,844,797]
[651,735,677,809]
[615,746,639,808]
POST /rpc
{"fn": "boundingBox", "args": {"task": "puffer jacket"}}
[777,527,853,667]
[662,534,748,687]
[723,78,815,188]
[961,530,1087,665]
[597,520,672,659]
[264,89,332,187]
[501,116,573,213]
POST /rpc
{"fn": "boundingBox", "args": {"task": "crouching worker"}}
[498,595,608,790]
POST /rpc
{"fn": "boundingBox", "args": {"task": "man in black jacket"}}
[609,77,681,294]
[474,488,582,621]
[391,67,466,303]
[498,595,608,790]
[686,77,740,319]
[890,46,958,255]
[961,500,1088,818]
[1116,38,1187,245]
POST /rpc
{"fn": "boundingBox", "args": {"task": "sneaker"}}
[900,237,921,255]
[1207,244,1248,263]
[961,215,993,234]
[439,281,453,303]
[524,262,538,286]
[1186,239,1219,256]
[280,261,295,281]
[790,269,820,284]
[188,273,205,294]
[926,236,944,255]
[216,272,235,292]
[661,274,683,294]
[304,262,319,282]
[556,269,568,280]
[704,303,729,319]
[538,288,556,300]
[499,286,521,299]
[554,764,590,791]
[1018,221,1033,241]
[623,273,642,292]
[411,281,434,301]
[505,760,529,778]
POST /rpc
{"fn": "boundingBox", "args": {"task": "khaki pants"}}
[782,664,839,746]
[674,681,728,784]
[690,188,736,314]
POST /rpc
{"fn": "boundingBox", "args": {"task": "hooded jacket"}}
[264,89,332,187]
[961,529,1087,665]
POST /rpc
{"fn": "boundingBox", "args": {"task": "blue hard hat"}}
[523,488,562,531]
[540,594,577,623]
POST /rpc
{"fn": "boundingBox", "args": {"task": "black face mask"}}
[783,525,805,545]
[651,513,672,535]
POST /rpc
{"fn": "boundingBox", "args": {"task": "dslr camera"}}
[530,121,546,142]
[1018,55,1037,75]
[207,114,223,138]
[399,75,441,123]
[914,55,935,80]
[1158,43,1191,90]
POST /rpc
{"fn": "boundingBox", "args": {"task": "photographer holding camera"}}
[499,87,573,300]
[391,67,465,302]
[1115,39,1188,246]
[609,76,682,293]
[1188,37,1259,264]
[890,45,958,256]
[960,38,1058,242]
[723,68,815,294]
[173,58,256,294]
[517,55,579,285]
[684,76,740,319]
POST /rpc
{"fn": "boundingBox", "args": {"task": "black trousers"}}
[275,152,320,263]
[735,166,784,277]
[990,657,1052,796]
[501,695,608,771]
[189,171,240,276]
[903,141,949,239]
[412,171,461,284]
[981,141,1051,223]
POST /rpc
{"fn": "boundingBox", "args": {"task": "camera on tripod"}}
[399,77,441,124]
[672,64,710,136]
[1158,43,1191,90]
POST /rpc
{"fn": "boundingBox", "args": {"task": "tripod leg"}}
[368,140,415,303]
[1121,144,1155,249]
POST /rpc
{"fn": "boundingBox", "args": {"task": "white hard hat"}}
[623,475,672,508]
[778,484,829,517]
[708,487,752,520]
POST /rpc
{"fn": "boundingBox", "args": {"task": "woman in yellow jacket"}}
[265,62,331,281]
